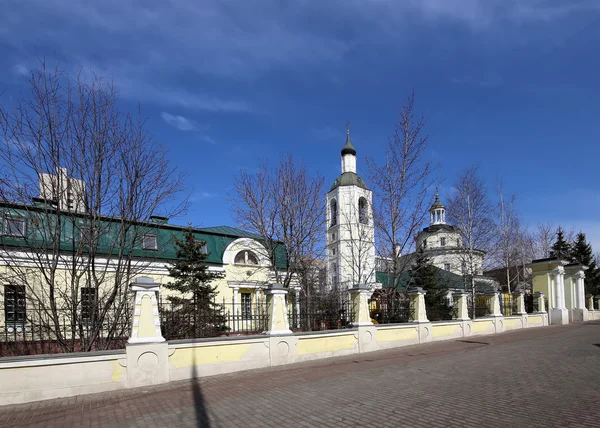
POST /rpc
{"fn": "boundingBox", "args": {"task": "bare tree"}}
[366,92,438,293]
[533,223,554,259]
[338,203,377,288]
[495,186,522,292]
[231,154,325,289]
[446,166,495,316]
[0,62,188,352]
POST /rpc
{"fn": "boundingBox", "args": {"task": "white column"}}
[232,286,239,332]
[555,268,566,309]
[576,274,586,309]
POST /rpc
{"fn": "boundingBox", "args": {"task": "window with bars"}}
[440,237,446,247]
[4,284,26,324]
[80,288,97,321]
[241,293,252,320]
[4,218,26,237]
[142,234,158,250]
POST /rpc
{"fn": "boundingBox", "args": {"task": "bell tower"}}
[326,127,375,290]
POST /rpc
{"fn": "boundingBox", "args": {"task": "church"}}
[326,131,490,292]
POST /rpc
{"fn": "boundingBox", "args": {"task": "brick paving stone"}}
[2,323,600,427]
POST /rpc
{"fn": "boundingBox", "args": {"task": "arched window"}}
[358,197,368,224]
[234,250,259,265]
[330,199,337,227]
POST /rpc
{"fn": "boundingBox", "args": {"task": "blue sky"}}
[1,0,600,249]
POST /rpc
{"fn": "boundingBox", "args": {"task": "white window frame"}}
[4,217,26,237]
[142,234,158,250]
[440,237,446,247]
[234,250,259,266]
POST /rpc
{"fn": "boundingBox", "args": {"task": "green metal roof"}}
[376,267,494,292]
[330,172,369,191]
[0,202,288,269]
[429,194,445,211]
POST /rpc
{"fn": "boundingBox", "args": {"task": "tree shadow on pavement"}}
[192,350,211,428]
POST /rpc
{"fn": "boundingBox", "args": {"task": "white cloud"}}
[199,135,217,145]
[12,64,29,76]
[161,112,198,131]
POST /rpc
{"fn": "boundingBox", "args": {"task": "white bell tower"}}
[326,128,375,290]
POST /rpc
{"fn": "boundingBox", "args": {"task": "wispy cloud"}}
[161,112,198,131]
[190,191,219,202]
[198,135,217,145]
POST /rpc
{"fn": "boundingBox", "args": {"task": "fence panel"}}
[289,294,354,332]
[159,297,268,340]
[467,294,490,319]
[370,294,413,324]
[425,295,454,321]
[0,301,131,357]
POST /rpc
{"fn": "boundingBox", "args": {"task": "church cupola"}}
[341,129,357,173]
[429,190,446,225]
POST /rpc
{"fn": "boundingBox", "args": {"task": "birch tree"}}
[446,166,495,316]
[0,62,187,353]
[366,92,438,293]
[495,186,522,292]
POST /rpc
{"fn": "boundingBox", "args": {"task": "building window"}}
[332,248,336,255]
[444,263,451,271]
[330,199,337,227]
[4,284,26,324]
[358,197,368,224]
[80,288,97,321]
[234,250,259,266]
[194,240,209,255]
[80,225,97,247]
[331,233,336,241]
[461,261,467,273]
[142,234,158,250]
[241,293,252,320]
[440,237,446,247]
[456,238,460,247]
[332,262,338,285]
[4,218,26,237]
[423,239,427,249]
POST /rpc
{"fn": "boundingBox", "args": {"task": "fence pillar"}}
[586,294,594,311]
[512,291,526,315]
[486,292,502,317]
[349,284,378,353]
[349,284,372,327]
[408,287,429,323]
[264,284,292,335]
[534,292,546,313]
[452,291,470,321]
[126,277,169,388]
[408,287,431,344]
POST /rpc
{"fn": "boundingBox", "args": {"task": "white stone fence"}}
[1,278,600,407]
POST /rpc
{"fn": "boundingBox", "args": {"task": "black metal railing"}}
[288,294,354,332]
[159,297,268,340]
[425,294,454,321]
[0,301,131,357]
[467,294,490,319]
[370,295,413,324]
[500,294,518,316]
[525,294,540,314]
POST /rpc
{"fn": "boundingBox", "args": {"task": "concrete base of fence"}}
[570,308,588,323]
[0,313,594,406]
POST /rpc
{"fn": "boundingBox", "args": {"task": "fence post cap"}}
[348,283,370,292]
[130,276,161,291]
[511,290,524,296]
[265,283,287,294]
[407,287,425,295]
[586,293,593,298]
[484,291,498,296]
[534,291,545,297]
[452,290,468,297]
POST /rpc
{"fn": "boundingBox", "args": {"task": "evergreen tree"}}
[409,245,438,290]
[163,228,226,338]
[570,232,600,295]
[550,227,572,260]
[409,246,452,321]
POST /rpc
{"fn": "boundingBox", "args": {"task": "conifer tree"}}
[409,246,452,320]
[163,228,226,338]
[550,227,572,260]
[570,232,600,295]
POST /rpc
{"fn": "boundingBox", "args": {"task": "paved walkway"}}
[2,322,600,428]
